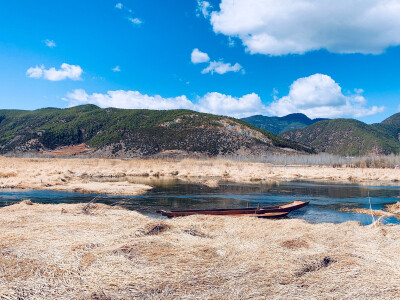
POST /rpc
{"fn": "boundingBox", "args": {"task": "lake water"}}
[1,179,399,225]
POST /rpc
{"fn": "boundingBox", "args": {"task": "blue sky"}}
[1,0,400,123]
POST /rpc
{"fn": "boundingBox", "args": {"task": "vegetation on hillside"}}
[281,119,400,156]
[242,113,328,135]
[0,105,312,157]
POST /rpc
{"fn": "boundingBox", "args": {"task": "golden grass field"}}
[1,157,400,299]
[1,156,400,196]
[0,201,399,299]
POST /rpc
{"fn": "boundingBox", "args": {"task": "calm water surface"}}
[1,179,399,225]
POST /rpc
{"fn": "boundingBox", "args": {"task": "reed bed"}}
[0,201,399,299]
[1,156,400,196]
[220,153,400,168]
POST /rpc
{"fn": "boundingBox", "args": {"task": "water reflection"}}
[0,179,399,225]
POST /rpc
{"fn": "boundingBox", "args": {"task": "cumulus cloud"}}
[191,49,243,74]
[201,61,243,75]
[63,90,266,118]
[44,39,56,48]
[64,89,194,111]
[112,65,121,72]
[197,92,266,118]
[63,75,382,119]
[267,74,384,118]
[115,3,123,9]
[26,63,83,81]
[210,0,400,56]
[191,48,210,64]
[197,1,212,18]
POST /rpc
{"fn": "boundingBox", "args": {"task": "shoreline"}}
[1,158,400,298]
[1,157,400,197]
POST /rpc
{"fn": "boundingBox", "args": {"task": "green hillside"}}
[372,113,400,141]
[0,105,312,157]
[281,119,400,156]
[242,113,328,135]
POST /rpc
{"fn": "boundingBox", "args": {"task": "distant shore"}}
[1,157,400,196]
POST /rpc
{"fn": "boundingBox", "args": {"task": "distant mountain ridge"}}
[373,113,400,141]
[281,118,400,156]
[242,113,328,135]
[0,105,313,158]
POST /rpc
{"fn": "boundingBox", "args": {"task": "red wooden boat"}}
[156,200,309,218]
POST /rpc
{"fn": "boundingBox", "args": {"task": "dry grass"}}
[340,202,400,220]
[0,201,399,299]
[386,202,400,214]
[340,207,397,218]
[1,157,400,197]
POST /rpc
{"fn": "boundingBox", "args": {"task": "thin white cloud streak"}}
[129,17,142,25]
[26,63,83,81]
[115,2,142,25]
[210,0,400,56]
[112,65,121,72]
[44,39,56,48]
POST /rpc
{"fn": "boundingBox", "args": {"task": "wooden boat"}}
[156,200,309,218]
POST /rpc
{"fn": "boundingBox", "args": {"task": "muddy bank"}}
[0,201,399,299]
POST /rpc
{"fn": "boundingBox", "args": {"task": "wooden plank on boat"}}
[156,200,309,218]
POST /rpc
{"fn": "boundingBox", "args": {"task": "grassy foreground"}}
[0,201,399,299]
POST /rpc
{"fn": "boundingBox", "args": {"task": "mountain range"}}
[2,105,400,157]
[281,118,400,156]
[242,113,328,135]
[0,105,312,158]
[241,112,400,156]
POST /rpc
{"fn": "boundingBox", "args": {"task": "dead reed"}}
[0,201,399,299]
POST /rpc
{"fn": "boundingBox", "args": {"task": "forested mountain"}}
[281,118,400,156]
[0,105,313,157]
[242,113,327,135]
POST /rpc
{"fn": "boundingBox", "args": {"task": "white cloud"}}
[210,0,400,56]
[26,63,83,81]
[191,48,210,64]
[197,1,212,18]
[63,90,266,118]
[44,39,56,48]
[197,92,266,118]
[201,61,243,75]
[267,74,384,118]
[115,3,142,25]
[191,49,243,74]
[129,17,142,25]
[62,74,383,119]
[112,65,121,72]
[64,90,195,111]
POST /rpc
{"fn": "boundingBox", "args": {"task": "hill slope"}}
[372,113,400,141]
[242,113,328,135]
[281,119,400,156]
[0,105,312,157]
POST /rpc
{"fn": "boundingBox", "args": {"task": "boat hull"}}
[157,201,309,218]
